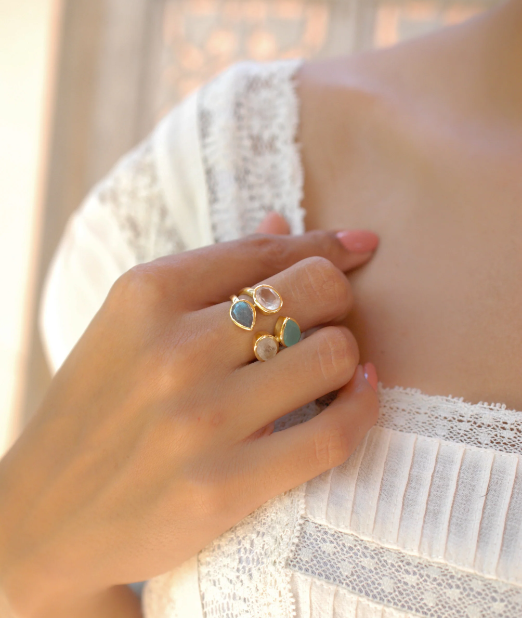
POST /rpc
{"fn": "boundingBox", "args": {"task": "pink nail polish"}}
[363,362,379,392]
[336,230,379,253]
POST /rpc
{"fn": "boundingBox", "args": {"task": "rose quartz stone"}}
[255,286,281,312]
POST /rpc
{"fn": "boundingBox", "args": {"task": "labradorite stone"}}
[283,319,301,347]
[231,300,254,329]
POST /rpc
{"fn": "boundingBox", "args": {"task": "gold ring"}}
[253,332,280,361]
[274,316,301,347]
[239,284,283,315]
[230,295,256,331]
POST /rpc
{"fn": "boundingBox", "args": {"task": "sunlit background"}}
[0,0,500,457]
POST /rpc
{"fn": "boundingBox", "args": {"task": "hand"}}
[0,225,379,616]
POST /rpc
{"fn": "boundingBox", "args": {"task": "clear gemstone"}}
[255,286,281,312]
[256,336,278,361]
[231,301,254,329]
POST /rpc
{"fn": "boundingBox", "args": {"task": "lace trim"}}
[313,386,522,455]
[288,519,522,618]
[199,60,306,243]
[197,486,304,618]
[97,141,186,263]
[376,386,522,455]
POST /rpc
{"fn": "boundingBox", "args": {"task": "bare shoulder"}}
[293,11,522,410]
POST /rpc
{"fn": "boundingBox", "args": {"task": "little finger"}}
[238,366,379,509]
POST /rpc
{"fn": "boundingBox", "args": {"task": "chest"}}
[302,117,522,409]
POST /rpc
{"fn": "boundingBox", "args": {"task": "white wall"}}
[0,0,60,455]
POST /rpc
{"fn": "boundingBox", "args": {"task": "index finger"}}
[155,229,379,307]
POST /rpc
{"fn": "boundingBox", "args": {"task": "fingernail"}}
[363,362,379,392]
[336,230,379,253]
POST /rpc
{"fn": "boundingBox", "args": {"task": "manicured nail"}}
[363,362,378,392]
[336,230,379,253]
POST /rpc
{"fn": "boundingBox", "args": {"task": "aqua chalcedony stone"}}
[231,300,254,329]
[283,319,301,347]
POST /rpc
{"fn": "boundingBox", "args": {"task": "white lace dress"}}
[40,60,522,618]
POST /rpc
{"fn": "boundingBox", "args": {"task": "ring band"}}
[230,295,256,331]
[239,284,283,315]
[274,316,301,347]
[253,332,280,361]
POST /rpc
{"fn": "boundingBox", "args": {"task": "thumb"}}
[255,212,291,235]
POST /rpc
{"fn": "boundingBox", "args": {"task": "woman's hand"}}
[0,228,379,616]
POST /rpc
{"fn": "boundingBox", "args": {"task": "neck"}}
[468,0,522,123]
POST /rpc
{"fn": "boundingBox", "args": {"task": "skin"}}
[299,0,522,410]
[3,2,520,614]
[0,229,379,617]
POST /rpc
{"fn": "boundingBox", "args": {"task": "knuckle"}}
[316,328,359,384]
[109,259,184,316]
[301,256,350,307]
[307,229,337,252]
[314,419,352,470]
[110,264,164,309]
[249,234,290,272]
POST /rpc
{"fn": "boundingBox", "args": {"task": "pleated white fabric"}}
[144,389,522,618]
[39,59,522,617]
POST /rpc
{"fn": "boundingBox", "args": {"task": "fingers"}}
[254,255,354,333]
[148,229,378,308]
[201,256,354,367]
[226,326,360,438]
[254,212,291,235]
[240,366,379,508]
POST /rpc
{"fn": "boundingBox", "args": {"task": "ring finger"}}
[201,256,354,367]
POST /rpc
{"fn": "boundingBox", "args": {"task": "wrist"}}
[0,467,82,617]
[0,583,142,618]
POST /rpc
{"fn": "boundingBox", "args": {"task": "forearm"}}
[0,585,142,618]
[40,585,143,618]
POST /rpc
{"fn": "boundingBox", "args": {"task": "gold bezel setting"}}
[253,331,280,362]
[229,295,256,331]
[274,316,301,347]
[239,284,283,315]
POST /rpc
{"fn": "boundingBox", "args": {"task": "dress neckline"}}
[199,58,522,426]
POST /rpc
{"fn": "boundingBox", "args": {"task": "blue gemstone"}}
[231,300,254,329]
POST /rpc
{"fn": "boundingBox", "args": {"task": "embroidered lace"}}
[198,59,306,241]
[97,141,186,263]
[289,519,522,618]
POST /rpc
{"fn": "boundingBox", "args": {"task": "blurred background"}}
[0,0,501,457]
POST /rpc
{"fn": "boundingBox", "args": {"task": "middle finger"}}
[202,256,354,367]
